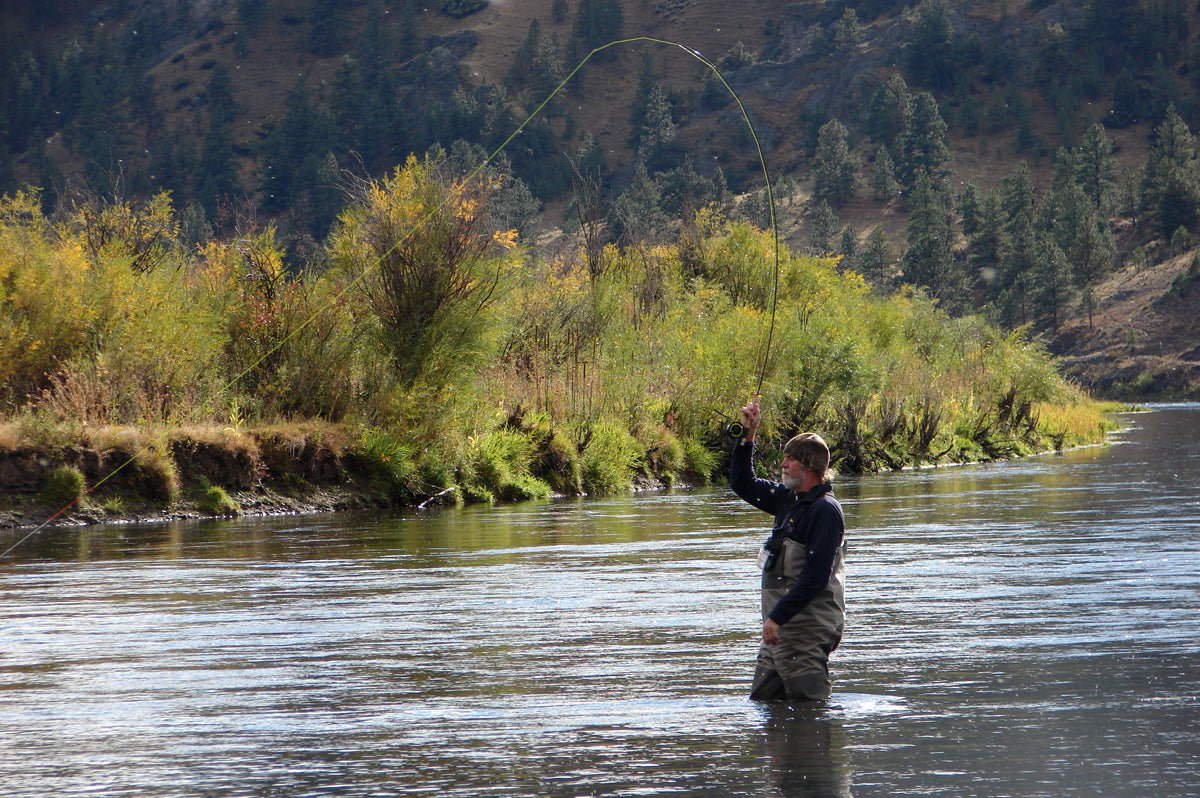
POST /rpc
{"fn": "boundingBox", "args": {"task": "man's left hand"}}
[763,618,781,646]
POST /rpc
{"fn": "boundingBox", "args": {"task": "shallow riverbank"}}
[1,397,1127,534]
[0,422,418,533]
[0,427,677,533]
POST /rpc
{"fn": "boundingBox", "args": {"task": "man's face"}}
[780,453,805,490]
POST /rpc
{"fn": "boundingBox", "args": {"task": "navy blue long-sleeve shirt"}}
[730,438,844,626]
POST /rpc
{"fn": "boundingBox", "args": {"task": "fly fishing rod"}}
[1,35,780,559]
[540,39,781,441]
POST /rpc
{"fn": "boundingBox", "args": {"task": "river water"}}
[2,405,1198,797]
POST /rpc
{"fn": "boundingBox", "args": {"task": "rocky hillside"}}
[1050,251,1200,399]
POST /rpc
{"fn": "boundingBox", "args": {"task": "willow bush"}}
[328,155,518,393]
[1,189,226,424]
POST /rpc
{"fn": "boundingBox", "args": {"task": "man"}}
[730,397,846,701]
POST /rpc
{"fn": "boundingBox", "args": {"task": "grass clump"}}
[532,428,582,495]
[578,419,643,496]
[38,465,86,509]
[1033,400,1120,449]
[681,439,719,485]
[198,484,240,516]
[642,427,685,486]
[459,429,550,504]
[359,427,417,503]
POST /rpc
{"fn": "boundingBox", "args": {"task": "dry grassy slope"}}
[1049,254,1200,398]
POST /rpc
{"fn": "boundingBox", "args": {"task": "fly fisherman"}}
[730,397,846,702]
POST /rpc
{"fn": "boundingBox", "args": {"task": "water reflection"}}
[761,704,853,797]
[2,406,1199,797]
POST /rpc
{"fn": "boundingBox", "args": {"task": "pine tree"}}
[1032,202,1080,328]
[1001,162,1037,241]
[1109,67,1145,128]
[808,200,840,255]
[196,116,237,219]
[0,142,13,197]
[1140,104,1200,239]
[858,227,894,289]
[530,33,565,102]
[205,65,237,128]
[635,84,677,170]
[1045,178,1114,291]
[612,162,667,245]
[628,51,676,170]
[897,91,949,189]
[628,50,658,150]
[1074,123,1118,211]
[991,165,1039,328]
[69,38,127,195]
[397,0,419,59]
[837,226,859,273]
[958,181,982,237]
[1081,0,1143,70]
[867,72,911,151]
[573,0,624,54]
[333,3,406,173]
[507,19,541,91]
[307,0,348,56]
[903,0,956,91]
[148,126,196,200]
[260,81,338,216]
[901,175,964,311]
[872,145,899,200]
[833,8,865,54]
[813,118,857,207]
[968,190,1005,292]
[1148,53,1180,126]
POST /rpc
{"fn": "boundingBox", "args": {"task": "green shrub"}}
[1171,254,1200,298]
[532,429,582,495]
[440,0,486,17]
[39,465,86,509]
[643,428,685,485]
[461,430,551,504]
[359,428,417,502]
[198,485,240,516]
[682,439,719,484]
[134,443,181,505]
[579,419,643,496]
[499,473,551,502]
[460,482,495,504]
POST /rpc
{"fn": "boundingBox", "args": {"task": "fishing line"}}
[1,35,779,559]
[490,36,781,394]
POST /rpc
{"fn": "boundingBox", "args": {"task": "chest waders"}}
[751,536,846,701]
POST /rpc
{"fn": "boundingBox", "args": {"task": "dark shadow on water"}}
[760,701,853,798]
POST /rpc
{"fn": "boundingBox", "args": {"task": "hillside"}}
[1051,252,1200,399]
[2,0,1199,399]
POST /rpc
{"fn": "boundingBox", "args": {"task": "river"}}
[2,405,1198,797]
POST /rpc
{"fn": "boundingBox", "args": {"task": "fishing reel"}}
[725,421,745,439]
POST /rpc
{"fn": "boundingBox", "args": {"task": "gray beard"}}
[781,473,799,490]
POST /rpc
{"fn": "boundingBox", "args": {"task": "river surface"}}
[2,405,1199,797]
